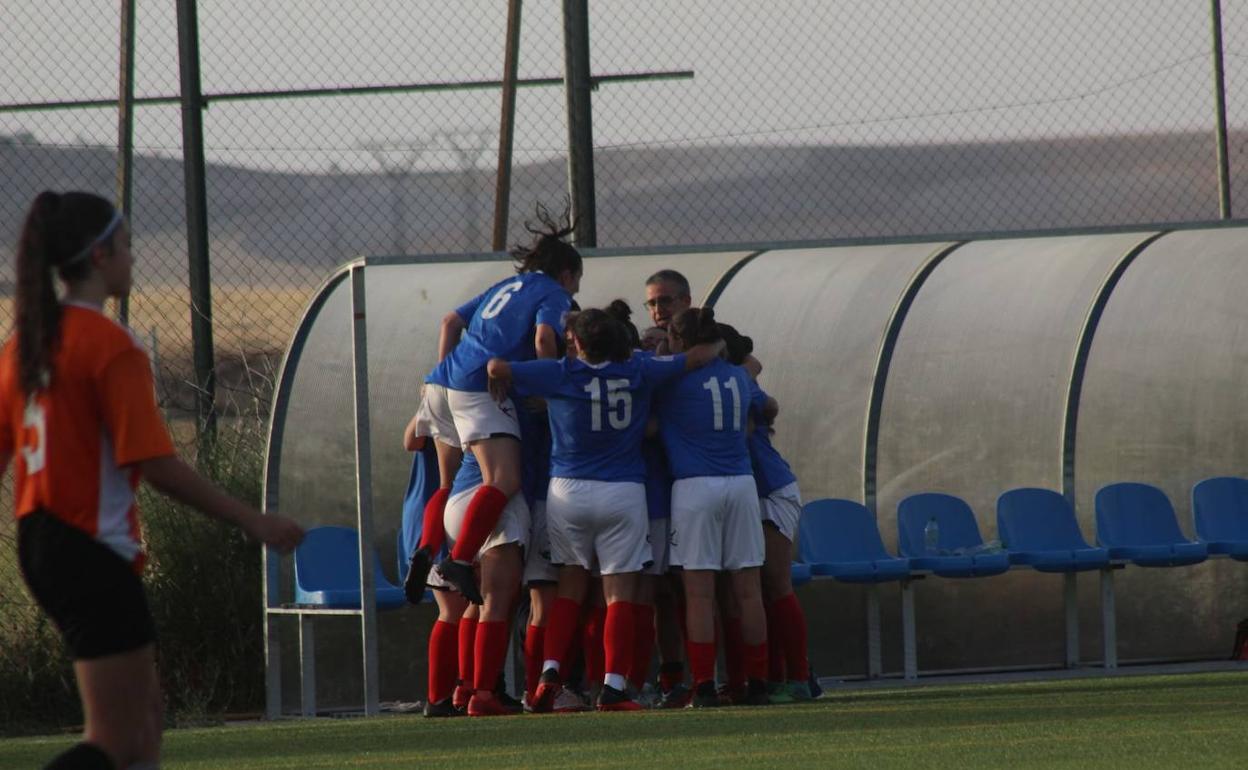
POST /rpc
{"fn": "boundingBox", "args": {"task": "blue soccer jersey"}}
[519,404,552,506]
[747,380,797,496]
[508,353,687,482]
[450,448,484,497]
[655,358,764,479]
[428,272,572,392]
[642,436,672,520]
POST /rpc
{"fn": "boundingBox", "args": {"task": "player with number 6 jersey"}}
[655,306,772,708]
[486,306,725,711]
[406,205,582,608]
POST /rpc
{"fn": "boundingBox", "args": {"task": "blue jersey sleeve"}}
[508,359,566,397]
[641,354,687,387]
[454,288,489,323]
[534,290,572,335]
[749,379,770,415]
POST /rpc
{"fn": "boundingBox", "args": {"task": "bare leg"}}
[76,643,162,768]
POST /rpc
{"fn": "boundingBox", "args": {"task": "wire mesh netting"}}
[3,0,1248,706]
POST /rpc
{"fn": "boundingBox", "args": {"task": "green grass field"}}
[3,672,1247,769]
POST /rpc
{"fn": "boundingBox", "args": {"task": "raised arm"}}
[438,311,467,362]
[535,323,559,359]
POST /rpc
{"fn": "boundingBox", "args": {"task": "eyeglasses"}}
[643,295,677,309]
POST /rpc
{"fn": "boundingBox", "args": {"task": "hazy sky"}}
[2,1,1242,173]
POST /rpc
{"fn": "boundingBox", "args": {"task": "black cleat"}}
[689,680,720,709]
[435,559,483,605]
[494,673,524,712]
[742,678,771,706]
[404,547,432,604]
[423,697,464,718]
[658,682,691,709]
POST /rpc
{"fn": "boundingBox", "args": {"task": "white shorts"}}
[523,500,559,585]
[670,475,765,571]
[644,517,671,576]
[448,388,521,445]
[425,561,449,590]
[546,478,651,576]
[412,383,460,448]
[442,485,530,564]
[760,482,802,543]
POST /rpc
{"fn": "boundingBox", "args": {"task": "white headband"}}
[65,209,124,265]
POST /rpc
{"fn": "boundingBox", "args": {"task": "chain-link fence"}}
[3,0,1248,720]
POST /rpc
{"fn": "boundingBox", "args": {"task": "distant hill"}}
[0,130,1235,286]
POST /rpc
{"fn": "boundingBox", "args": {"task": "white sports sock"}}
[604,673,627,692]
[542,660,561,674]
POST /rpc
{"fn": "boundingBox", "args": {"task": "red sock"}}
[419,488,451,553]
[770,593,809,680]
[583,605,607,687]
[745,642,768,683]
[473,620,510,692]
[723,616,746,690]
[542,597,582,672]
[428,620,458,703]
[450,485,509,562]
[457,616,478,686]
[629,603,656,690]
[687,640,716,686]
[766,602,786,682]
[524,624,545,703]
[603,602,634,685]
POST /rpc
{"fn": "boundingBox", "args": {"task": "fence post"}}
[1211,0,1233,219]
[562,0,597,247]
[493,0,523,252]
[115,0,136,326]
[175,0,217,440]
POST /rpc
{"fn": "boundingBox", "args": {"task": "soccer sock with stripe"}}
[449,485,509,562]
[457,615,478,691]
[524,623,545,703]
[769,592,810,681]
[603,601,635,692]
[472,620,510,693]
[418,487,451,553]
[428,619,458,703]
[583,604,607,688]
[541,597,582,674]
[628,602,656,691]
[723,615,747,691]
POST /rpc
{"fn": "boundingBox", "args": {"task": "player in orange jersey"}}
[0,191,304,770]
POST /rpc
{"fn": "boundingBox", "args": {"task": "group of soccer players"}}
[403,211,812,716]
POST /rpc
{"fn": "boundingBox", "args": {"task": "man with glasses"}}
[644,270,693,331]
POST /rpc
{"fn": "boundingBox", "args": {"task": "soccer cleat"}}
[808,666,824,699]
[658,682,691,709]
[597,684,644,712]
[785,680,814,702]
[688,681,720,709]
[741,678,771,706]
[766,681,796,705]
[423,696,464,718]
[403,547,432,604]
[530,669,562,713]
[717,683,747,706]
[467,691,517,717]
[494,677,524,712]
[552,687,591,713]
[452,682,472,711]
[435,559,484,605]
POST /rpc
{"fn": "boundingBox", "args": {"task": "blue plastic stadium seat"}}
[295,526,407,610]
[790,562,813,588]
[798,499,911,583]
[1094,483,1209,567]
[996,488,1109,572]
[897,493,1010,577]
[1192,477,1248,561]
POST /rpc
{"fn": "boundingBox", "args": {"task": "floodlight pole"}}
[493,0,523,251]
[176,0,217,441]
[562,0,597,247]
[1211,0,1232,219]
[116,0,136,325]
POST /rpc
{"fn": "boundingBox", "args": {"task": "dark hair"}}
[572,308,632,364]
[644,269,690,297]
[604,299,641,350]
[669,306,722,347]
[15,191,117,394]
[717,323,754,366]
[511,201,582,279]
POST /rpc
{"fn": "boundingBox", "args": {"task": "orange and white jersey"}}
[0,302,175,570]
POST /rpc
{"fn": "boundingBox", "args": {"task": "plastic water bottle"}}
[923,516,940,554]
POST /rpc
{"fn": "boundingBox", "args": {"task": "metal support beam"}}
[115,0,136,325]
[1063,572,1080,668]
[350,265,381,716]
[299,616,317,717]
[1099,567,1118,670]
[866,584,883,679]
[1211,0,1233,219]
[901,578,918,680]
[562,0,597,247]
[175,0,217,440]
[493,0,523,252]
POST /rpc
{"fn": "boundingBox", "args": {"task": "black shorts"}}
[18,509,157,660]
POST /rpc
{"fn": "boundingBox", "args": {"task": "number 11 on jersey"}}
[702,376,741,431]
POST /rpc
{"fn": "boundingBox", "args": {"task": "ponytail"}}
[14,191,117,394]
[670,306,723,348]
[604,298,641,351]
[511,201,582,278]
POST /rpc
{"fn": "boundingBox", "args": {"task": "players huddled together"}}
[403,209,812,715]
